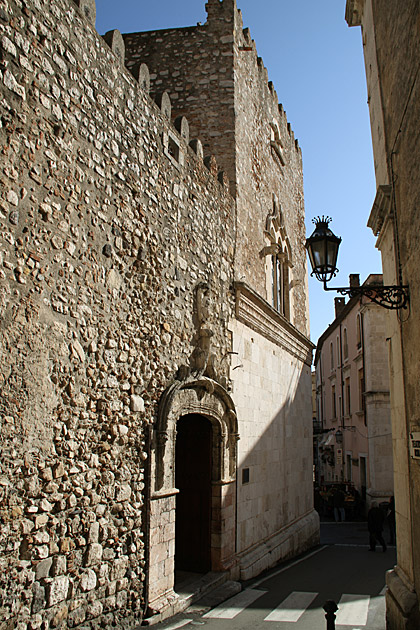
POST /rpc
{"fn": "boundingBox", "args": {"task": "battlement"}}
[205,0,238,23]
[235,27,301,155]
[203,0,301,151]
[74,0,301,183]
[73,2,232,196]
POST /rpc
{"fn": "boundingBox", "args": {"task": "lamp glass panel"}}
[327,240,339,268]
[310,238,326,269]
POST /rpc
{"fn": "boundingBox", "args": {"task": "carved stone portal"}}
[154,377,238,492]
[147,378,239,613]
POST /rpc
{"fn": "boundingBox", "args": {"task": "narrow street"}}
[152,520,396,630]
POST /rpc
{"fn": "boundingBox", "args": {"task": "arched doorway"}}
[147,378,239,614]
[175,414,212,573]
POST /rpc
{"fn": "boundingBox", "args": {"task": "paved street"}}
[153,521,396,630]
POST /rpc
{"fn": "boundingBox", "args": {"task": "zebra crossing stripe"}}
[201,589,379,625]
[335,594,370,626]
[203,587,267,619]
[264,591,318,622]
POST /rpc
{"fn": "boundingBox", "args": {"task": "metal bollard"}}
[323,600,338,630]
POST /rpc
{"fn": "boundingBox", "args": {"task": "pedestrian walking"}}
[333,488,346,522]
[368,502,387,552]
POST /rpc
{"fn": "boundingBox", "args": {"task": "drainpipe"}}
[339,323,345,482]
[318,353,324,485]
[360,311,366,426]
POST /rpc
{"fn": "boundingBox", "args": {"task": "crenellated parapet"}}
[205,0,238,23]
[235,28,301,157]
[102,29,125,66]
[74,0,304,329]
[72,0,232,196]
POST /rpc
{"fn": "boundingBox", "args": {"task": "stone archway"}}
[146,377,239,615]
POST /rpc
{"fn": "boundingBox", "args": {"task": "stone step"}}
[143,571,232,625]
[176,570,230,609]
[186,580,242,613]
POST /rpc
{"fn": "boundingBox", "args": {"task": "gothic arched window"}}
[262,196,293,321]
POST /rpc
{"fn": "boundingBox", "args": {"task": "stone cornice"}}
[368,184,392,237]
[345,0,364,27]
[233,282,314,366]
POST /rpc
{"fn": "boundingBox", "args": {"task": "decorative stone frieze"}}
[234,282,314,366]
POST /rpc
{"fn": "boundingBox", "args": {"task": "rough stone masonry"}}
[0,0,317,628]
[0,0,235,627]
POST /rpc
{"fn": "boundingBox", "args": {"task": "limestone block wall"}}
[0,0,235,628]
[230,292,318,579]
[360,2,420,625]
[314,287,393,503]
[362,302,393,502]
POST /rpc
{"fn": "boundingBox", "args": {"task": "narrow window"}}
[330,342,334,370]
[332,385,336,419]
[270,121,285,165]
[168,136,180,162]
[358,368,365,412]
[272,254,277,309]
[264,198,292,322]
[346,377,351,415]
[271,254,290,319]
[357,315,362,349]
[242,468,250,484]
[343,328,348,360]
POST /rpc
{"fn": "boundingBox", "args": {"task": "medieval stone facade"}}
[346,1,420,628]
[0,0,318,628]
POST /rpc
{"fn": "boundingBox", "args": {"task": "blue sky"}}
[95,0,380,345]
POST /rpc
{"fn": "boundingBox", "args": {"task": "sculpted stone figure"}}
[190,282,217,379]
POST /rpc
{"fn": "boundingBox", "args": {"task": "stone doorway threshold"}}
[143,571,241,625]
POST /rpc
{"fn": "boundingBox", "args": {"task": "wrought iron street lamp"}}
[305,216,409,310]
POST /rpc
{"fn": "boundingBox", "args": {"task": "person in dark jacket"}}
[333,488,345,522]
[368,502,387,552]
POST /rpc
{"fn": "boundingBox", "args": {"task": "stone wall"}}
[0,0,235,627]
[347,1,420,626]
[232,20,308,335]
[231,301,317,579]
[123,2,236,198]
[123,0,309,336]
[370,2,420,628]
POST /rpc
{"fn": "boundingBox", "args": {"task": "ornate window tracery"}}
[262,195,293,321]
